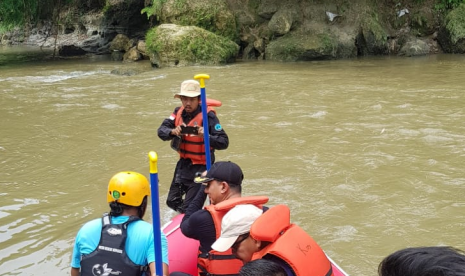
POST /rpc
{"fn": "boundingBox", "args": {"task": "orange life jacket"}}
[174,105,215,165]
[198,196,269,276]
[251,205,334,276]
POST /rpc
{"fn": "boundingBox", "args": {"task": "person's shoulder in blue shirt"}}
[71,215,169,268]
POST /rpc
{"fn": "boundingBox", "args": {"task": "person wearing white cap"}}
[157,79,229,214]
[212,204,334,276]
[170,161,269,276]
[211,204,263,252]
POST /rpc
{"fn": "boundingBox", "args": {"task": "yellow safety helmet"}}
[107,171,150,207]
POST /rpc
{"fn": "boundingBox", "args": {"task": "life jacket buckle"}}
[203,252,216,260]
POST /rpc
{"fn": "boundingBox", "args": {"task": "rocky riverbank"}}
[1,0,465,67]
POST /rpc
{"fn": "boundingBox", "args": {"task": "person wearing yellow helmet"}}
[70,171,169,276]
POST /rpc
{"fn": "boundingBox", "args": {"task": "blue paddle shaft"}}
[149,151,163,276]
[200,87,212,170]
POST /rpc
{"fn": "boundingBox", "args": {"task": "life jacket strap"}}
[325,266,333,276]
[198,252,238,260]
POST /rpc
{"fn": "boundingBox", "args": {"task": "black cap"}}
[194,161,243,186]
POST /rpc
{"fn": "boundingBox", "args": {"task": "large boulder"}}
[156,0,237,41]
[257,0,280,19]
[398,37,430,56]
[110,34,132,52]
[137,40,148,58]
[123,46,142,62]
[145,24,239,67]
[268,6,300,36]
[266,27,356,61]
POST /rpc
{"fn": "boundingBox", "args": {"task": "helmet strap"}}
[137,197,148,219]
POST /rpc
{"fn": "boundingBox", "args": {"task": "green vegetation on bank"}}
[0,0,105,32]
[0,0,39,31]
[444,3,465,43]
[142,0,238,41]
[435,0,465,11]
[1,0,465,34]
[146,25,238,65]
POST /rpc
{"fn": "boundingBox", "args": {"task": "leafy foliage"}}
[141,0,167,20]
[145,27,161,52]
[0,0,38,30]
[0,0,105,32]
[445,3,465,43]
[435,0,465,11]
[142,0,237,41]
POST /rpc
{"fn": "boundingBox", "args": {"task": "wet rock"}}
[79,32,117,54]
[137,40,147,55]
[268,7,299,36]
[110,34,131,52]
[258,0,279,19]
[111,51,124,61]
[149,52,162,68]
[242,44,256,59]
[123,47,142,62]
[398,38,430,56]
[110,68,140,76]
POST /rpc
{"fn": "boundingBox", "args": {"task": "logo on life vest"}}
[107,227,122,236]
[92,263,122,276]
[214,124,222,131]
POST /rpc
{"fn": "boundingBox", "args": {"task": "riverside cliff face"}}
[2,0,465,65]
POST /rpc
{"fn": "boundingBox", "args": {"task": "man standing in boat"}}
[211,204,334,276]
[171,161,269,276]
[157,79,229,214]
[70,171,169,276]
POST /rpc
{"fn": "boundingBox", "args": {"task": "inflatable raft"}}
[162,214,349,276]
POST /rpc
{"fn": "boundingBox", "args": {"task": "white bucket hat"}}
[174,80,201,98]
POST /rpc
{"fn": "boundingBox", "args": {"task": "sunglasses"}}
[231,233,250,250]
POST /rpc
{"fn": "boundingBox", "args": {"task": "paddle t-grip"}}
[194,74,210,88]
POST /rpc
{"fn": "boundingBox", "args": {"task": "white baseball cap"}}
[211,204,263,252]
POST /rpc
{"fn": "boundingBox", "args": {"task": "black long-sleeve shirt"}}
[179,185,216,253]
[157,105,229,150]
